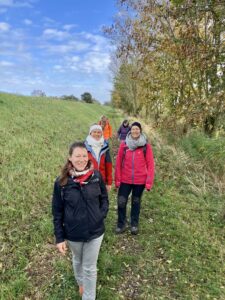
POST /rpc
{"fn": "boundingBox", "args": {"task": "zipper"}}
[81,185,90,240]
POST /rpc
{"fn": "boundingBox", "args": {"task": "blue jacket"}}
[117,125,131,141]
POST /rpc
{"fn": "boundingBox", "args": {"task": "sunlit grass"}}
[1,93,224,299]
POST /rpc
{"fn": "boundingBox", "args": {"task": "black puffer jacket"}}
[52,170,109,243]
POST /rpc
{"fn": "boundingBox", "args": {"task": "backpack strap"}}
[143,144,147,158]
[122,143,147,166]
[122,143,128,166]
[137,144,147,158]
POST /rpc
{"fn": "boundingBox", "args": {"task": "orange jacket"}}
[99,121,112,140]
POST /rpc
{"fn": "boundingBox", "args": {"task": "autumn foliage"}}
[105,0,225,135]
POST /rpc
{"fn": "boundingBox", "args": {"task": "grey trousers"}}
[68,234,104,300]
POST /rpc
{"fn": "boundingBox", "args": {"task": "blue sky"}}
[0,0,117,102]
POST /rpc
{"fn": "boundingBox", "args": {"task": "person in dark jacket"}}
[52,141,109,300]
[85,124,112,192]
[117,119,131,141]
[115,122,155,235]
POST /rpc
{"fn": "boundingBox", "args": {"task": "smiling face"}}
[69,147,89,171]
[90,129,102,141]
[131,125,141,140]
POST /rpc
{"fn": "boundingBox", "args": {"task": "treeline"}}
[31,90,100,104]
[105,0,225,135]
[61,92,100,104]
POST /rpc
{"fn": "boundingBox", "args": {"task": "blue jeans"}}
[117,183,145,228]
[68,234,104,300]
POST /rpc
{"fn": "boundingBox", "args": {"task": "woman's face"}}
[131,126,141,140]
[90,129,102,141]
[69,147,88,171]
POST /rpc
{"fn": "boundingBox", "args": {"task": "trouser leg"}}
[130,185,145,227]
[117,183,132,228]
[82,234,104,300]
[67,240,84,287]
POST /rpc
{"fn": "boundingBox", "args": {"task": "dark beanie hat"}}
[131,121,142,132]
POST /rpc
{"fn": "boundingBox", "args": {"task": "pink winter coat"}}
[115,141,155,190]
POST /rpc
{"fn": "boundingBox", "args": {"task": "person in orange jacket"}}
[98,115,112,141]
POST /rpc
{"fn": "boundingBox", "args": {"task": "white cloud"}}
[59,51,111,75]
[53,65,62,70]
[81,32,112,52]
[63,24,77,31]
[43,17,55,23]
[0,22,113,102]
[42,17,60,28]
[41,40,90,54]
[0,22,10,31]
[43,28,70,40]
[0,0,33,7]
[71,56,80,62]
[53,65,65,72]
[82,52,111,73]
[83,32,105,44]
[23,19,32,25]
[0,60,14,66]
[0,69,112,102]
[40,31,112,75]
[0,0,13,6]
[0,25,32,59]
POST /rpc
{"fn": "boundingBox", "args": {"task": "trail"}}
[21,112,225,300]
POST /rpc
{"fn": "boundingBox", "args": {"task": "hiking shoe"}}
[130,226,138,235]
[115,226,126,234]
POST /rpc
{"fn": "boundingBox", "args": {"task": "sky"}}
[0,0,117,103]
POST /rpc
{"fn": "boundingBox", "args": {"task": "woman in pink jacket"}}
[114,122,155,235]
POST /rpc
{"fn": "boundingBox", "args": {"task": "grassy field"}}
[0,93,224,299]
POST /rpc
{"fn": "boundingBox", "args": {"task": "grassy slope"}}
[0,93,224,300]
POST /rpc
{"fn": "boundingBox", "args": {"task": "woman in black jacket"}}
[52,141,109,300]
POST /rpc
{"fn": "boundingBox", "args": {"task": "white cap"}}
[89,124,102,134]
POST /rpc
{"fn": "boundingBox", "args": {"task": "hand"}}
[114,186,119,193]
[115,182,120,189]
[106,185,112,192]
[56,241,67,255]
[145,185,151,192]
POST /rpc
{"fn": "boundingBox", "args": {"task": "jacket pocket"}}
[86,182,101,198]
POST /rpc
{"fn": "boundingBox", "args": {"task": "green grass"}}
[1,93,225,299]
[178,131,225,178]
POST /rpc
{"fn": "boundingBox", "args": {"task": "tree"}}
[31,90,46,97]
[61,94,79,101]
[81,92,93,103]
[105,0,225,134]
[112,62,140,115]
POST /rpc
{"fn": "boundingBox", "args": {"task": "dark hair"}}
[59,141,90,186]
[131,121,142,132]
[123,119,129,125]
